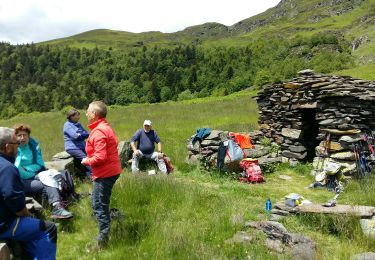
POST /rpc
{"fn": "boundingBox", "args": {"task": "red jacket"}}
[84,118,122,180]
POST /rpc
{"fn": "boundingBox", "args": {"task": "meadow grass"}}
[1,92,374,259]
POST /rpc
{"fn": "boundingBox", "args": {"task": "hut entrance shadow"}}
[301,108,320,161]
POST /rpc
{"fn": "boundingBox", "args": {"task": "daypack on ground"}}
[239,159,264,183]
[162,156,174,174]
[58,170,77,203]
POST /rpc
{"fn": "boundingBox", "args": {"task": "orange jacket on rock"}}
[85,118,122,180]
[229,132,254,149]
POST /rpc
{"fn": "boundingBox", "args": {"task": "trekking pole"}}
[353,144,362,178]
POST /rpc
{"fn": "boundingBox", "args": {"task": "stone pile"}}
[186,129,282,171]
[257,69,375,175]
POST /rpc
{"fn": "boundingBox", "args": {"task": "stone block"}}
[0,243,10,260]
[281,128,302,140]
[52,151,72,160]
[204,130,223,140]
[45,158,74,171]
[360,217,375,238]
[282,150,307,160]
[244,145,270,158]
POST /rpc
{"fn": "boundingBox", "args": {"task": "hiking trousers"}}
[0,217,57,260]
[131,151,167,174]
[92,174,119,243]
[22,178,60,205]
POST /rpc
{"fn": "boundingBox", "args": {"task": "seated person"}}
[130,120,167,174]
[0,127,57,259]
[63,108,91,178]
[13,123,73,219]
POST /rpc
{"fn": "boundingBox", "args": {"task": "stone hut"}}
[256,69,375,174]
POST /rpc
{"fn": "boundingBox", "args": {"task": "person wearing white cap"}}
[130,120,167,174]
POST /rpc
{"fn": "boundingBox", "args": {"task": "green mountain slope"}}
[40,0,375,66]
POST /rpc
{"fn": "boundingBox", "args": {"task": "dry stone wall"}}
[186,129,281,171]
[257,69,375,175]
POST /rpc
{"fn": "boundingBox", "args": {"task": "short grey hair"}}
[0,127,15,150]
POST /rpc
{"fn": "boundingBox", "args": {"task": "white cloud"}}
[0,0,280,44]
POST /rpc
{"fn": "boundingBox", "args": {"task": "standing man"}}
[81,101,122,249]
[0,127,57,259]
[130,120,167,174]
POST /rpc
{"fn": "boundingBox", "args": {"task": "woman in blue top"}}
[13,124,73,219]
[63,108,91,178]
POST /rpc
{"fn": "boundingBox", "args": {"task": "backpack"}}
[239,159,264,183]
[162,156,174,174]
[225,140,246,162]
[57,170,77,202]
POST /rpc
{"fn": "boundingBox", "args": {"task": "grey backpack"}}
[225,140,246,162]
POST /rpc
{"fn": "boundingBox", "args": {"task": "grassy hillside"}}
[39,0,375,72]
[1,93,374,259]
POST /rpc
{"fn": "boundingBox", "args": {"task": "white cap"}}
[143,120,152,126]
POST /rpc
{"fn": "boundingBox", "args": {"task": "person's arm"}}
[0,165,28,216]
[130,130,141,155]
[130,142,138,153]
[154,131,162,153]
[64,123,83,140]
[82,130,108,166]
[79,124,90,139]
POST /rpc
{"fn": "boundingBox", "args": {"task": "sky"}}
[0,0,280,44]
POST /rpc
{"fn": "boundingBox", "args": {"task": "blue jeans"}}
[0,217,57,260]
[92,175,119,243]
[66,149,92,178]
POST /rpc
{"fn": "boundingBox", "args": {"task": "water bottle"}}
[266,198,272,212]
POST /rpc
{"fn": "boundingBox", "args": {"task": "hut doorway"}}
[301,108,320,161]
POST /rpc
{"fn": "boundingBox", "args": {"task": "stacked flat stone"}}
[257,69,375,175]
[186,129,282,171]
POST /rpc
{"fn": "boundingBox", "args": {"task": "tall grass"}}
[0,90,258,167]
[1,92,374,259]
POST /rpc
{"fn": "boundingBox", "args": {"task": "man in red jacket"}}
[82,101,122,249]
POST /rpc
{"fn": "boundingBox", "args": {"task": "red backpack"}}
[163,156,174,174]
[239,159,264,183]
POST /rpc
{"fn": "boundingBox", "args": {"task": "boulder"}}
[117,141,133,168]
[351,252,375,260]
[360,217,375,238]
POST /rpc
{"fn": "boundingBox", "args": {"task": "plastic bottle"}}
[266,198,272,211]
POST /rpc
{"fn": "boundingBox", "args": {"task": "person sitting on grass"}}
[0,127,57,259]
[63,108,91,178]
[13,123,73,219]
[130,120,167,174]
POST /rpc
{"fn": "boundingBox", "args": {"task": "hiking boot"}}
[51,205,73,219]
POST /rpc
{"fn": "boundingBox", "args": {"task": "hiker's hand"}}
[134,150,141,156]
[81,158,88,165]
